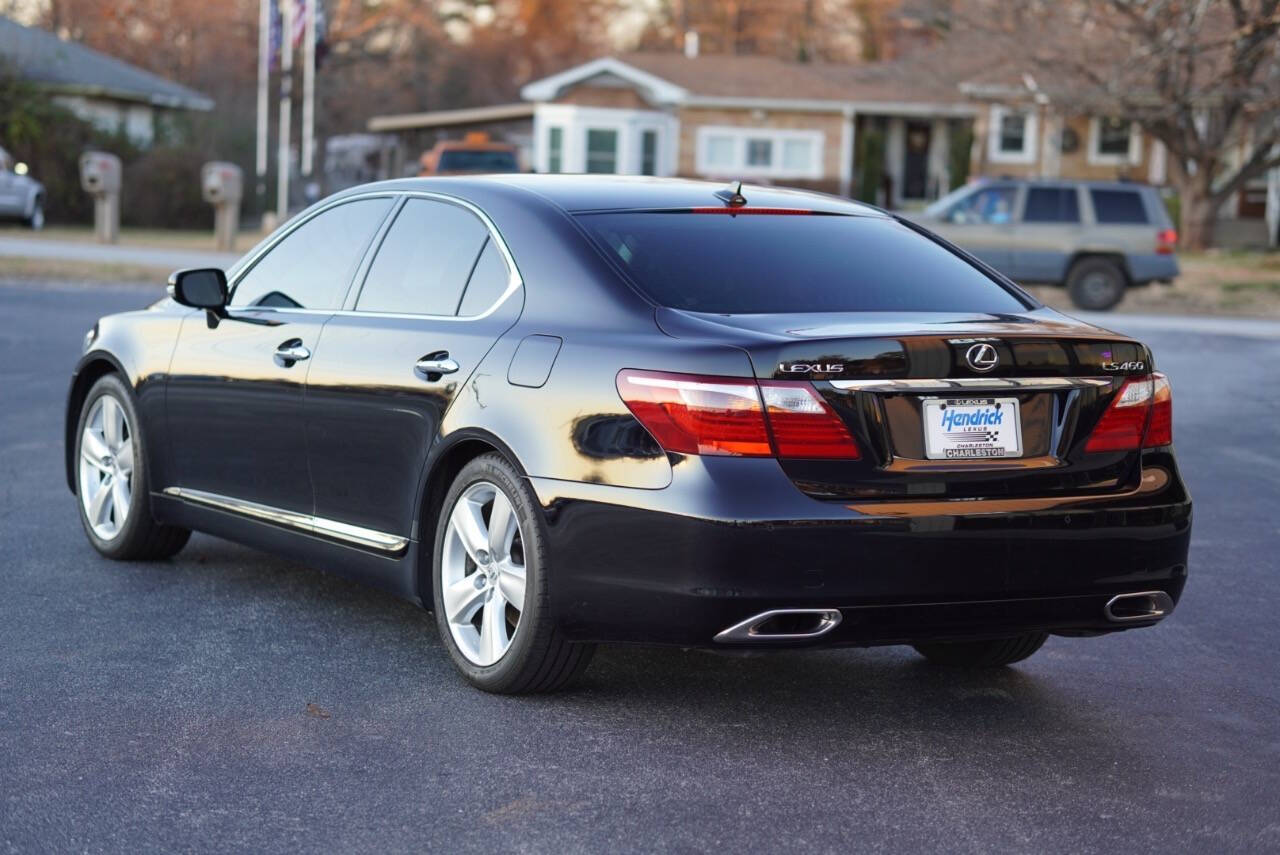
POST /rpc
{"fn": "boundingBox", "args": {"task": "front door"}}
[902,121,932,201]
[165,196,394,515]
[304,196,522,543]
[929,183,1019,274]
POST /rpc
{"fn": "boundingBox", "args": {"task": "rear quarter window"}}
[1090,189,1149,224]
[577,212,1033,314]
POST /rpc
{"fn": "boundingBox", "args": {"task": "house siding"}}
[556,83,656,111]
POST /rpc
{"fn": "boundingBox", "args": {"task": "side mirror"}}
[169,268,228,327]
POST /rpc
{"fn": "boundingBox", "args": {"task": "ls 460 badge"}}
[1103,360,1145,371]
[778,363,844,373]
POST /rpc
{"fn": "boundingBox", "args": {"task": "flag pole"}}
[302,0,316,178]
[276,0,294,221]
[255,0,269,212]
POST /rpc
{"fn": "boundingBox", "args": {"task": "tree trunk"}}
[1174,168,1218,252]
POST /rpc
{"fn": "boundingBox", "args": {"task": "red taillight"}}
[1156,228,1178,255]
[1145,372,1173,447]
[760,381,861,459]
[615,370,771,456]
[616,370,860,459]
[1084,373,1173,452]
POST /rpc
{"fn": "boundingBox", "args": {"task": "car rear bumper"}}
[1127,253,1180,283]
[531,454,1191,647]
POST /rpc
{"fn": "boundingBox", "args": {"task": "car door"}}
[164,195,395,516]
[1010,185,1084,283]
[928,183,1018,274]
[304,195,523,544]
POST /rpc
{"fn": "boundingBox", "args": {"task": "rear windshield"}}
[577,212,1032,314]
[437,150,518,173]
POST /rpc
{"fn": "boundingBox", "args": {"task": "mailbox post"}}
[79,151,121,244]
[202,162,243,252]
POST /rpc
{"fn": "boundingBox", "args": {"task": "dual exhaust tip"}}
[713,591,1173,643]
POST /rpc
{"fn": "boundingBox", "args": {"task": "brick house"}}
[519,52,976,208]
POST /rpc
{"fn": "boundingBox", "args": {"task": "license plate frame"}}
[922,397,1023,460]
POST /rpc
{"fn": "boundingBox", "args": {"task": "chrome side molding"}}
[162,487,409,553]
[1104,591,1174,623]
[714,608,843,643]
[829,377,1114,393]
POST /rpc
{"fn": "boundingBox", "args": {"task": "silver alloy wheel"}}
[1081,271,1117,302]
[78,395,134,540]
[440,480,527,666]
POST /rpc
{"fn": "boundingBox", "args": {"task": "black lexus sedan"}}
[66,176,1190,693]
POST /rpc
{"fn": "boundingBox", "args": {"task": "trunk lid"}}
[656,307,1153,501]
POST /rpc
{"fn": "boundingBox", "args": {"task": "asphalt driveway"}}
[1,279,1277,853]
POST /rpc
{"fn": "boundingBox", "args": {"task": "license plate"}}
[922,397,1022,460]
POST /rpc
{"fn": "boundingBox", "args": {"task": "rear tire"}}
[27,198,44,231]
[74,374,190,560]
[431,453,595,694]
[912,632,1048,667]
[1066,257,1127,311]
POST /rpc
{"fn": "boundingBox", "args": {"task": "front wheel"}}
[431,453,594,693]
[75,374,190,560]
[27,199,44,230]
[912,632,1048,667]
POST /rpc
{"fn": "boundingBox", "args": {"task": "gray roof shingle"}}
[0,16,212,110]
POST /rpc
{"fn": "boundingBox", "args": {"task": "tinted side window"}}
[578,213,1030,314]
[1090,189,1148,224]
[457,239,510,316]
[1023,188,1080,223]
[231,198,392,309]
[356,199,489,315]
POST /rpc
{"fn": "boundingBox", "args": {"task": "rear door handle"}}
[274,338,311,366]
[415,351,459,379]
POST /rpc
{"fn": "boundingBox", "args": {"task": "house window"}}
[695,127,823,179]
[585,129,618,174]
[705,135,735,169]
[1088,117,1139,165]
[640,130,658,176]
[781,138,813,171]
[547,127,563,173]
[746,138,773,167]
[988,106,1036,165]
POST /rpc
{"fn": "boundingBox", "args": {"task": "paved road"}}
[0,236,240,271]
[2,280,1278,853]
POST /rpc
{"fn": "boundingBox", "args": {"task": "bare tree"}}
[935,0,1280,249]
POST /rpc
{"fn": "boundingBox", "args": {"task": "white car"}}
[0,144,45,229]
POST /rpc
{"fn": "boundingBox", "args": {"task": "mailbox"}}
[79,151,122,243]
[201,162,243,251]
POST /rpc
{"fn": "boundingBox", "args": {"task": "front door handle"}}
[274,338,311,366]
[415,351,459,380]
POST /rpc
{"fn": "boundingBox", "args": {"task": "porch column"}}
[885,117,905,209]
[927,118,949,198]
[838,107,855,198]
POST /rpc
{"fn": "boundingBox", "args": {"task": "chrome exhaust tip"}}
[714,608,842,643]
[1104,591,1174,623]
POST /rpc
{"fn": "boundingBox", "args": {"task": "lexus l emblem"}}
[965,343,999,372]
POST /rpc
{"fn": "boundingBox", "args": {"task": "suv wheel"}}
[27,198,44,231]
[1066,257,1127,311]
[432,453,595,693]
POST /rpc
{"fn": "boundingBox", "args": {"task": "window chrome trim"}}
[162,487,409,553]
[828,377,1114,393]
[227,188,524,324]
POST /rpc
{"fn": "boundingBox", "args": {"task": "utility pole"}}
[277,0,294,221]
[301,0,316,179]
[255,0,269,214]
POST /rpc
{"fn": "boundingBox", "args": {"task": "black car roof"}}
[340,174,887,216]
